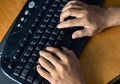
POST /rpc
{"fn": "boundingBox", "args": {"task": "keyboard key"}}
[17,62,25,69]
[54,40,61,47]
[42,33,50,39]
[55,0,60,3]
[37,28,45,34]
[33,76,42,84]
[13,53,20,60]
[29,57,38,64]
[45,28,52,34]
[13,68,21,77]
[16,47,23,53]
[52,29,60,35]
[49,7,55,12]
[45,0,51,4]
[30,40,38,45]
[8,60,15,69]
[51,17,58,23]
[21,17,25,22]
[23,35,30,42]
[28,28,34,34]
[39,39,47,45]
[20,69,29,79]
[20,56,29,63]
[24,50,31,57]
[32,51,39,57]
[49,34,57,41]
[48,22,55,29]
[31,22,38,28]
[52,3,58,7]
[28,1,36,9]
[25,62,34,70]
[43,18,50,23]
[27,72,36,83]
[24,10,30,15]
[34,34,41,39]
[42,79,50,84]
[35,17,40,22]
[46,14,52,18]
[20,41,26,47]
[17,23,21,28]
[35,45,43,51]
[40,22,46,28]
[46,40,54,46]
[27,45,35,51]
[57,34,65,41]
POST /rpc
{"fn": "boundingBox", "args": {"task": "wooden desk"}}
[0,0,120,84]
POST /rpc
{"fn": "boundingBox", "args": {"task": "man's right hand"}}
[58,0,114,39]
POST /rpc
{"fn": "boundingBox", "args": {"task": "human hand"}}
[37,47,85,84]
[58,0,109,39]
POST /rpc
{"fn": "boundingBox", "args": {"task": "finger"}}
[37,65,51,81]
[58,18,84,28]
[65,0,86,8]
[62,5,81,13]
[38,57,55,73]
[40,51,60,68]
[72,28,92,39]
[60,8,86,22]
[62,47,76,57]
[62,1,86,12]
[46,47,67,61]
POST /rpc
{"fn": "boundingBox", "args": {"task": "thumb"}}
[72,29,91,39]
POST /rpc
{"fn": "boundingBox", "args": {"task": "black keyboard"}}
[0,0,103,84]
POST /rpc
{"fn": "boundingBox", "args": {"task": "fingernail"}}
[46,46,50,50]
[72,34,76,39]
[39,51,43,54]
[57,24,61,28]
[37,65,40,68]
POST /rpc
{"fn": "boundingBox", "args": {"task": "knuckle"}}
[82,10,89,16]
[67,8,72,14]
[69,49,75,54]
[67,1,73,5]
[57,63,64,70]
[47,53,53,58]
[50,47,57,52]
[69,3,75,8]
[39,57,43,63]
[60,13,63,18]
[59,66,65,72]
[64,57,70,63]
[39,58,46,65]
[88,30,94,36]
[51,77,60,84]
[57,63,67,72]
[67,20,73,25]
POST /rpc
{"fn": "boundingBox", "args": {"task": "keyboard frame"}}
[0,0,104,84]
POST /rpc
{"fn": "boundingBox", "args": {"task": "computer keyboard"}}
[0,0,103,84]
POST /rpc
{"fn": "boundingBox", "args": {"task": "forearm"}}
[106,7,120,27]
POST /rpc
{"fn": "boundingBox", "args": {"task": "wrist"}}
[106,7,120,28]
[77,77,86,84]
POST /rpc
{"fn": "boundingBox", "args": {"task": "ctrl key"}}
[13,68,21,77]
[8,60,15,69]
[20,69,29,80]
[33,76,42,84]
